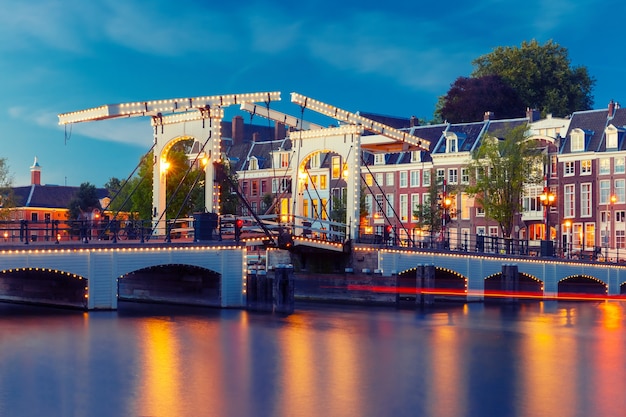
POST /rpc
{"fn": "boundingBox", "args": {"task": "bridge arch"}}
[0,267,87,309]
[558,275,608,296]
[118,263,221,307]
[484,272,543,299]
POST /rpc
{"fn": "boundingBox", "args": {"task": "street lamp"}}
[564,219,571,259]
[539,187,556,241]
[539,187,556,256]
[606,194,617,262]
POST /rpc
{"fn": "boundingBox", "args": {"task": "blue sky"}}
[0,0,619,187]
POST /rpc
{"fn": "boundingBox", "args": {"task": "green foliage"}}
[0,158,14,219]
[465,125,545,237]
[67,182,100,220]
[471,39,595,117]
[217,160,239,215]
[412,172,443,236]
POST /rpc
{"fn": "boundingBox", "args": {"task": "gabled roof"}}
[11,185,108,209]
[561,109,609,154]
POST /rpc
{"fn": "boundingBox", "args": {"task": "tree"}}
[0,158,14,220]
[465,125,544,238]
[412,172,453,242]
[471,39,595,117]
[436,75,526,123]
[216,159,239,215]
[67,182,100,220]
[104,177,135,214]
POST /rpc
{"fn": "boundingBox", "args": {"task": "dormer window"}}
[248,156,258,170]
[570,129,585,152]
[446,134,457,153]
[410,151,421,162]
[444,132,466,153]
[374,153,386,165]
[605,124,622,149]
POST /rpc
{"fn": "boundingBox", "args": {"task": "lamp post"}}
[539,186,556,256]
[564,219,571,259]
[606,194,617,262]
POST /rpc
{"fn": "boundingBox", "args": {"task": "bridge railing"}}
[356,228,553,258]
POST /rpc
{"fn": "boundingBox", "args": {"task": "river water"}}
[0,300,624,417]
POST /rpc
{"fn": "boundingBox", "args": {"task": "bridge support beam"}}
[417,264,435,307]
[501,264,519,303]
[247,265,294,313]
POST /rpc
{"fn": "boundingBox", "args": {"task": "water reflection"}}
[0,301,624,416]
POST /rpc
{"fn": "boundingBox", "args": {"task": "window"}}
[581,159,592,175]
[400,194,408,221]
[617,211,626,222]
[280,153,290,168]
[410,151,421,162]
[365,195,372,217]
[310,152,321,169]
[320,175,327,190]
[374,154,385,165]
[375,194,383,216]
[303,199,309,218]
[365,174,373,186]
[251,180,258,197]
[386,194,394,217]
[261,180,267,194]
[564,184,575,217]
[321,199,328,220]
[249,156,258,170]
[386,173,394,187]
[489,226,498,237]
[570,129,585,151]
[312,199,319,219]
[606,125,618,149]
[615,230,626,249]
[410,170,420,187]
[600,158,611,175]
[600,180,610,204]
[461,168,469,184]
[448,168,458,184]
[411,194,420,221]
[446,136,457,153]
[581,183,591,217]
[550,155,558,178]
[423,170,431,186]
[476,206,485,217]
[436,169,445,184]
[616,157,625,174]
[522,186,542,213]
[399,171,408,188]
[332,156,341,179]
[585,223,595,249]
[460,193,470,220]
[309,175,317,188]
[375,173,384,187]
[564,161,575,176]
[242,181,248,195]
[616,179,625,203]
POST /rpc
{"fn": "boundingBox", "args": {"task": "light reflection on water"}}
[0,301,624,417]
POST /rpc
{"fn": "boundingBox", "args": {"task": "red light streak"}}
[342,285,626,302]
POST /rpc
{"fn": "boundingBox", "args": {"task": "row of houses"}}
[228,101,626,260]
[4,100,626,259]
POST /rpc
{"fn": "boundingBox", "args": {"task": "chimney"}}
[275,122,287,141]
[484,111,494,121]
[252,132,259,142]
[232,115,244,145]
[410,115,419,127]
[608,100,616,118]
[30,156,41,186]
[526,107,540,122]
